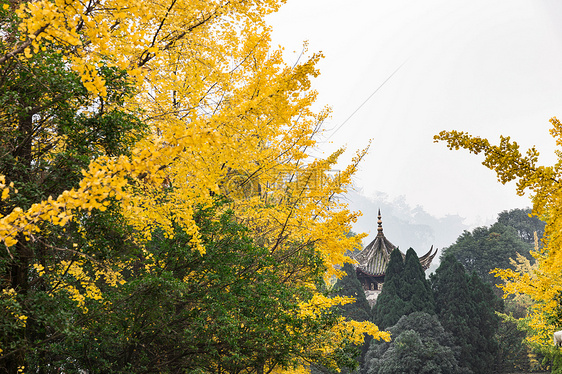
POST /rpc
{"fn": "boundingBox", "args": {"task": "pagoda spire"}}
[354,208,438,306]
[377,209,384,236]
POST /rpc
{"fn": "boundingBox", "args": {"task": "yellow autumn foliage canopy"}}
[0,0,388,371]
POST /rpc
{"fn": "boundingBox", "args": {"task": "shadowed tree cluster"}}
[334,263,371,323]
[363,312,468,374]
[440,208,548,372]
[431,254,502,374]
[497,208,545,245]
[362,250,503,373]
[372,248,435,329]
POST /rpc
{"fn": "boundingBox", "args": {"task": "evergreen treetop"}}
[402,247,435,316]
[372,248,435,329]
[431,254,501,374]
[372,248,405,329]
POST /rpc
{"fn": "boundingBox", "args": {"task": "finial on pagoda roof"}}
[377,209,383,236]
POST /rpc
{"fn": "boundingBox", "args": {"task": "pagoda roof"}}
[354,210,397,276]
[418,245,438,270]
[354,210,438,277]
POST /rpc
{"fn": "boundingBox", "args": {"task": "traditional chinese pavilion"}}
[354,210,437,302]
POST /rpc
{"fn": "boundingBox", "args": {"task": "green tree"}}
[309,263,372,374]
[469,272,502,370]
[442,222,533,286]
[372,248,406,329]
[402,247,435,316]
[497,208,545,244]
[372,248,434,329]
[495,297,546,373]
[363,312,467,374]
[441,209,545,372]
[431,254,501,374]
[332,262,373,372]
[35,200,361,373]
[335,263,371,323]
[0,36,146,372]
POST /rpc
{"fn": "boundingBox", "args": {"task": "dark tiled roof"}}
[354,209,397,276]
[354,210,437,276]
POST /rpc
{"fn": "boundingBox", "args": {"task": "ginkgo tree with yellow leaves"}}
[0,0,389,372]
[435,117,562,372]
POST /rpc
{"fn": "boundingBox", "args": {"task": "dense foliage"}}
[47,201,356,373]
[497,208,545,245]
[372,248,434,329]
[0,1,391,373]
[441,208,551,371]
[334,263,371,323]
[402,248,435,315]
[363,312,466,374]
[431,255,502,374]
[308,263,373,374]
[442,209,539,286]
[333,263,373,371]
[371,249,406,330]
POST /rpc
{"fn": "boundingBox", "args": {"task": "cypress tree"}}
[373,248,436,329]
[468,271,501,373]
[431,254,501,374]
[402,248,435,316]
[363,312,466,374]
[372,248,406,329]
[432,254,474,372]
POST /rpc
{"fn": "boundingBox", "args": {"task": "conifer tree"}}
[363,312,467,374]
[372,248,435,329]
[469,272,502,371]
[431,254,501,374]
[372,248,405,329]
[402,247,435,316]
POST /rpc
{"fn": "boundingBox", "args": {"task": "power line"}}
[326,59,409,141]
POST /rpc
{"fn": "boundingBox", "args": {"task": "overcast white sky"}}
[267,0,562,228]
